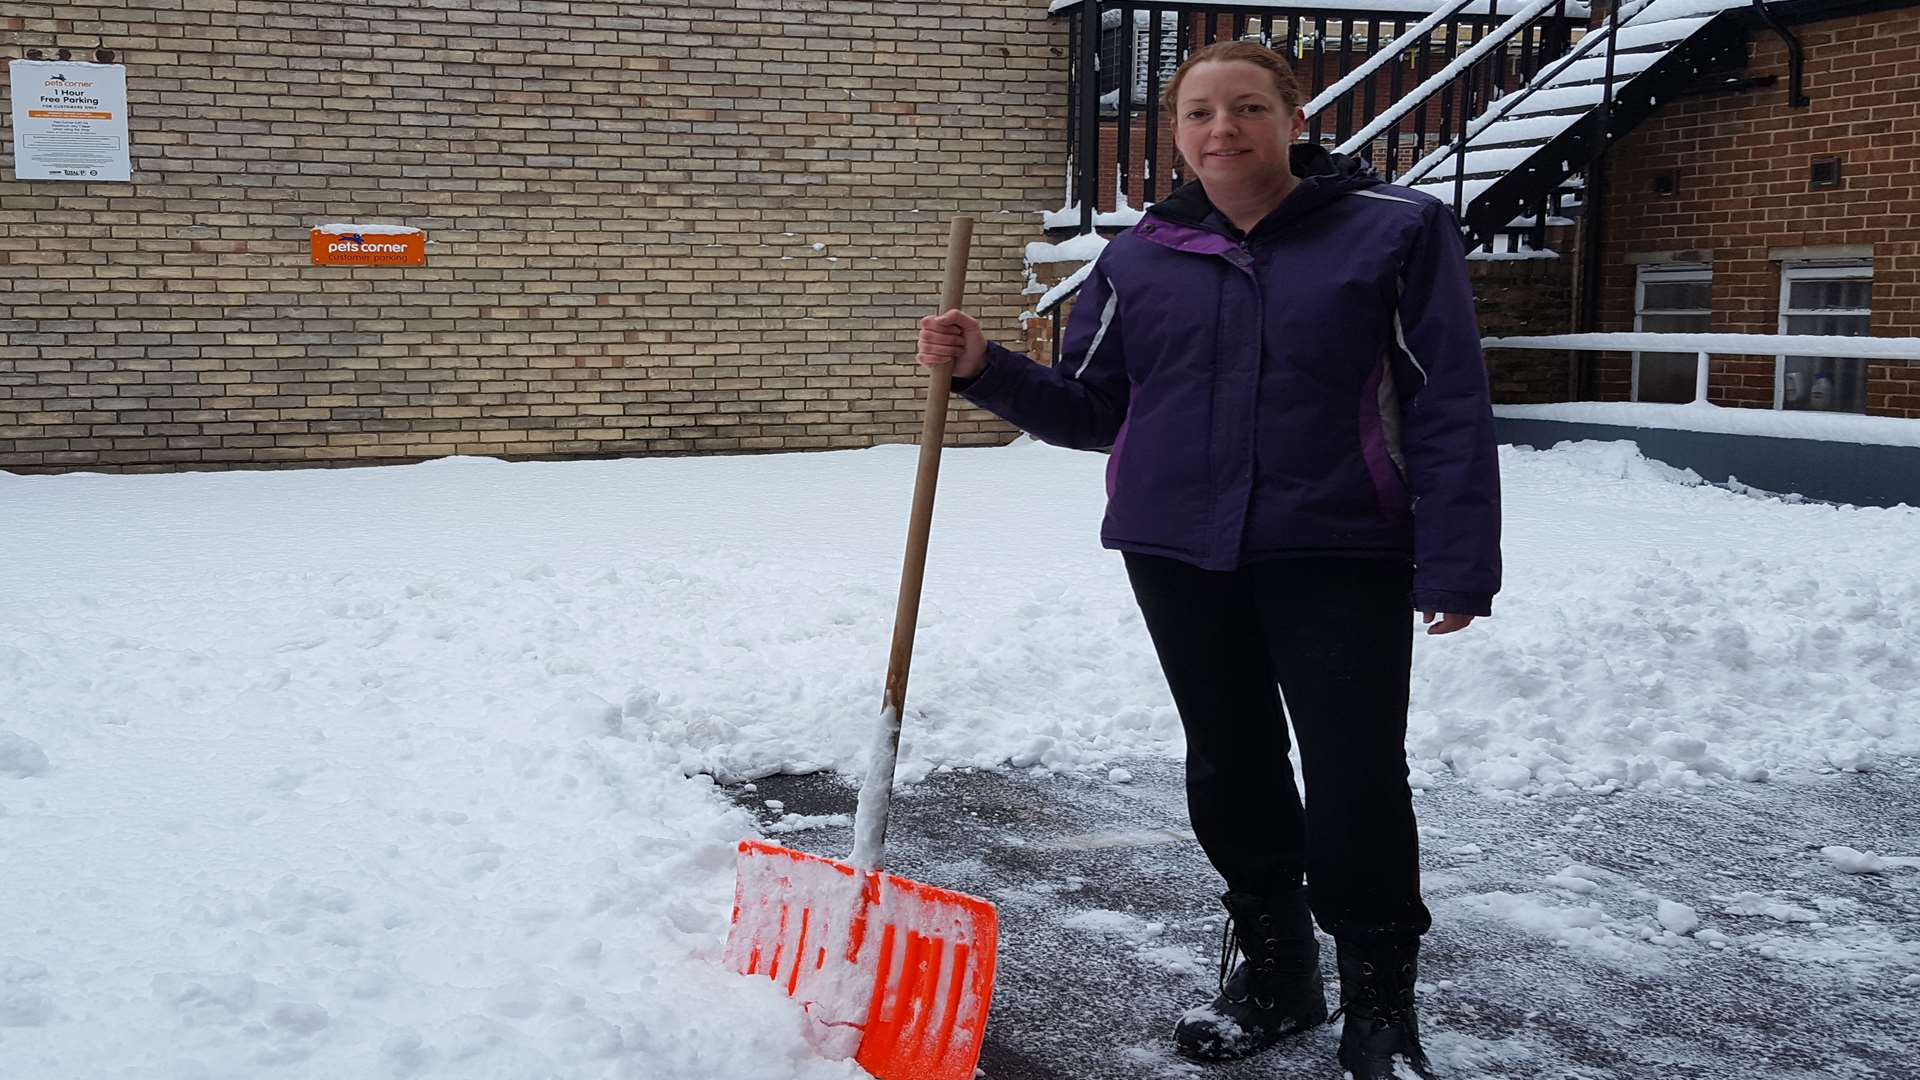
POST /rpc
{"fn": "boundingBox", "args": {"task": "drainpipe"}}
[1751,0,1810,108]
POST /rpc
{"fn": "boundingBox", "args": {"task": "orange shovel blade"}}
[725,838,999,1080]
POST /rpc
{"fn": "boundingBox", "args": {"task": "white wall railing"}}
[1481,332,1920,405]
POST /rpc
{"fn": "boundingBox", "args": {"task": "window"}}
[1098,11,1181,112]
[1096,11,1129,103]
[1634,265,1711,403]
[1777,263,1872,413]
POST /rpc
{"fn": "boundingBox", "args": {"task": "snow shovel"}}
[724,217,999,1080]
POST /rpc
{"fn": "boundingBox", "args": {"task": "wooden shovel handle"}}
[883,217,974,724]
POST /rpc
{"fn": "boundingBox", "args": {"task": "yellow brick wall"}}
[0,1,1063,471]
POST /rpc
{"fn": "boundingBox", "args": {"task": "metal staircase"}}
[1395,0,1763,252]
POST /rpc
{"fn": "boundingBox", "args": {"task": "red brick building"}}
[1588,2,1920,418]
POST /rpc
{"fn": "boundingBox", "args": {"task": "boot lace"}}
[1214,914,1278,1009]
[1327,960,1414,1030]
[1216,914,1238,992]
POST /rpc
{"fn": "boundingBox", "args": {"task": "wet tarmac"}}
[730,758,1920,1080]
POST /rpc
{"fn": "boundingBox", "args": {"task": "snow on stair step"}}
[1412,176,1498,206]
[1610,15,1717,50]
[1634,0,1758,20]
[1506,84,1608,117]
[1506,213,1578,227]
[1549,50,1665,87]
[1468,113,1588,148]
[1436,145,1541,178]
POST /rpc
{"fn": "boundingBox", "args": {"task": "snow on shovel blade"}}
[725,839,998,1080]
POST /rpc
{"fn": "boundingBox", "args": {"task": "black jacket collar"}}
[1148,144,1376,242]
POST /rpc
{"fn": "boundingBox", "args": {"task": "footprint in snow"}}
[0,958,56,1027]
[269,1002,330,1036]
[152,972,260,1026]
[0,732,50,779]
[265,762,325,792]
[485,978,547,1019]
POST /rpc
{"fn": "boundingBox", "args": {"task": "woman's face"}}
[1172,61,1307,198]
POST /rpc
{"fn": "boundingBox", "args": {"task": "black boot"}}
[1334,938,1435,1079]
[1173,890,1328,1061]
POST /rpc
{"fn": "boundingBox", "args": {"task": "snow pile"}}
[2,438,1917,1074]
[1025,233,1108,266]
[1543,863,1613,896]
[1451,893,1654,964]
[1040,203,1142,231]
[1654,901,1700,936]
[1407,441,1920,793]
[1821,846,1920,875]
[1060,909,1166,942]
[4,438,1914,794]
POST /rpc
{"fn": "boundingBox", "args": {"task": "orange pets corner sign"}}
[311,223,426,267]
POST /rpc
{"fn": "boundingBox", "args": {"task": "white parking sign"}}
[8,60,133,182]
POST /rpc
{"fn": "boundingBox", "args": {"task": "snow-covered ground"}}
[2,439,1916,1078]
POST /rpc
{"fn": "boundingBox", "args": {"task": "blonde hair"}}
[1162,40,1305,115]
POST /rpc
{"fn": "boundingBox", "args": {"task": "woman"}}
[915,40,1501,1080]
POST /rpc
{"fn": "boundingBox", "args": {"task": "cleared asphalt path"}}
[731,757,1920,1080]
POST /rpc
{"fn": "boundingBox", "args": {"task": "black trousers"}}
[1124,552,1433,945]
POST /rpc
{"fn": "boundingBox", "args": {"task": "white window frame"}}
[1633,264,1712,402]
[1133,11,1183,103]
[1775,261,1873,411]
[1100,10,1184,109]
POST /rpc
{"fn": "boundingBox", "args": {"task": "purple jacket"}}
[958,147,1502,616]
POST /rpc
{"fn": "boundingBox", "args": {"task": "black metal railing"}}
[1331,0,1580,184]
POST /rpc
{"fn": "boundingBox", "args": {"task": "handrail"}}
[1484,331,1914,407]
[1483,333,1920,360]
[1399,0,1669,185]
[1336,0,1568,156]
[1301,1,1477,120]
